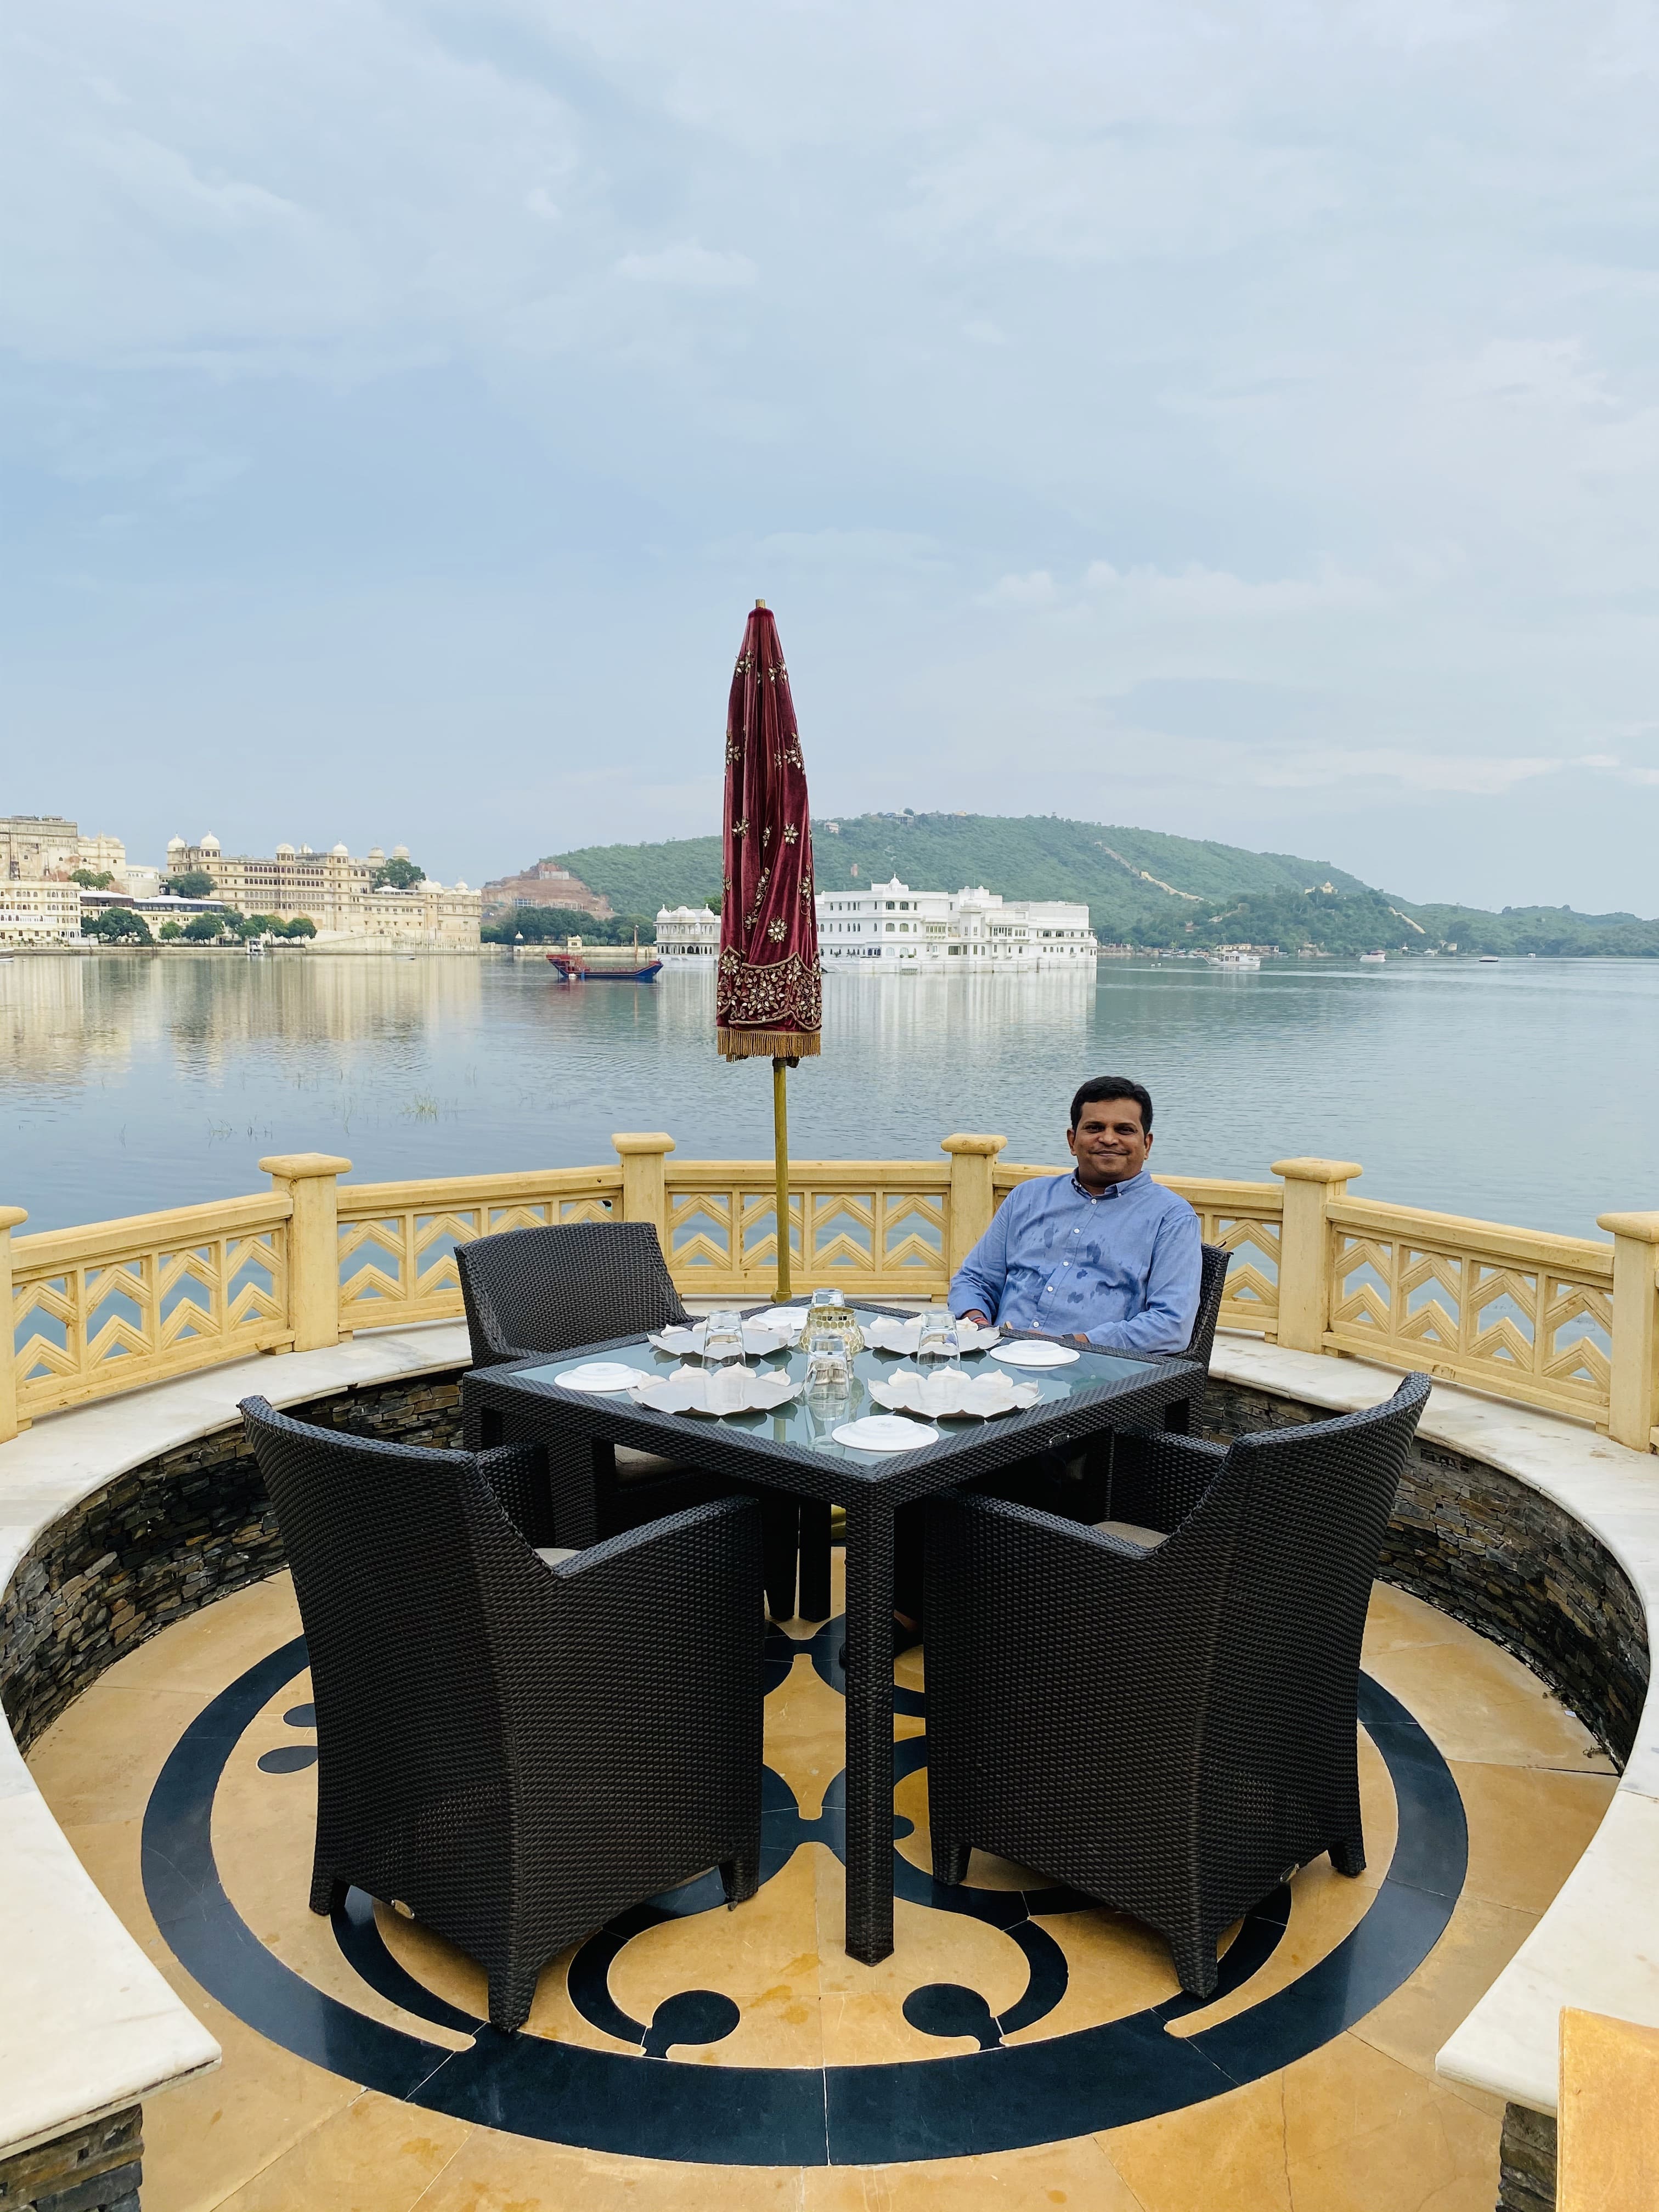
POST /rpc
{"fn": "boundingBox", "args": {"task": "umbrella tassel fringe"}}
[718,1028,822,1062]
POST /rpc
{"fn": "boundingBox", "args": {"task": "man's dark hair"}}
[1070,1076,1154,1136]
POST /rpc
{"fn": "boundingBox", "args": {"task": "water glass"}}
[804,1341,854,1400]
[915,1313,961,1373]
[702,1311,747,1370]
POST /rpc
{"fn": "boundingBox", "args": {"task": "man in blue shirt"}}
[951,1076,1201,1351]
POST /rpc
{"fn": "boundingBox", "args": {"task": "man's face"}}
[1067,1096,1151,1187]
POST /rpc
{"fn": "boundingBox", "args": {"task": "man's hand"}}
[1074,1333,1091,1346]
[961,1310,991,1328]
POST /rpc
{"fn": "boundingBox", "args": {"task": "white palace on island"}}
[656,878,1096,971]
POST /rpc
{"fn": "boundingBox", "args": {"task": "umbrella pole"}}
[772,1056,792,1301]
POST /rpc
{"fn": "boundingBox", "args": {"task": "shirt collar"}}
[1070,1166,1149,1203]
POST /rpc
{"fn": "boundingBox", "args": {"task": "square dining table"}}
[461,1322,1203,1966]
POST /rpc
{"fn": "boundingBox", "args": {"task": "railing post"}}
[0,1206,27,1443]
[613,1133,675,1244]
[261,1154,352,1353]
[1596,1211,1659,1453]
[1272,1157,1362,1355]
[941,1134,1007,1279]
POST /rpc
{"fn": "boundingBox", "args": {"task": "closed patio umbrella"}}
[718,600,821,1297]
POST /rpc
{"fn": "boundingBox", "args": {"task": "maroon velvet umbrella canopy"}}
[716,601,822,1062]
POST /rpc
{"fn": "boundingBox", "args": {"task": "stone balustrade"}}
[6,1138,1658,1450]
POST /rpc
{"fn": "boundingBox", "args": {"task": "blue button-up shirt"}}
[948,1168,1201,1353]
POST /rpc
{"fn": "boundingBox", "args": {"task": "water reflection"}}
[4,953,1658,1237]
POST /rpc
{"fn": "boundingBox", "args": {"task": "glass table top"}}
[510,1327,1186,1465]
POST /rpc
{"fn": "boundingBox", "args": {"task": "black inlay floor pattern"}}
[140,1620,1468,2166]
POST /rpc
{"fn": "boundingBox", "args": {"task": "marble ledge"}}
[0,1772,221,2159]
[0,1321,473,1577]
[1212,1334,1659,2118]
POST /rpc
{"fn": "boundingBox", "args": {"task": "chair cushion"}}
[534,1547,579,1568]
[1093,1518,1168,1550]
[614,1445,685,1483]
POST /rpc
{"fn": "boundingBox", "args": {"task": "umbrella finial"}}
[755,597,766,609]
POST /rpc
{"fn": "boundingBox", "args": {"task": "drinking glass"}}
[804,1341,854,1401]
[702,1311,747,1370]
[915,1313,961,1373]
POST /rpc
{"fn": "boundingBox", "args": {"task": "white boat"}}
[1359,951,1386,964]
[1480,955,1500,964]
[1209,951,1261,970]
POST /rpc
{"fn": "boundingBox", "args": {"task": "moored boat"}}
[1359,951,1386,964]
[547,950,663,982]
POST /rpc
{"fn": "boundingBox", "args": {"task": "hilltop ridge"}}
[545,814,1658,957]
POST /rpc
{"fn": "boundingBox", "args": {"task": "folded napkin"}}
[630,1365,802,1416]
[860,1316,1001,1357]
[648,1321,789,1358]
[868,1370,1040,1420]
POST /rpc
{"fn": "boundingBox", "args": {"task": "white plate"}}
[649,1322,787,1357]
[555,1362,644,1393]
[989,1341,1080,1368]
[755,1306,808,1334]
[868,1376,1040,1420]
[831,1415,942,1452]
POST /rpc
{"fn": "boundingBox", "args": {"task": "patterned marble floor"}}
[29,1560,1617,2211]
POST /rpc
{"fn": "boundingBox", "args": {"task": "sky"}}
[3,1,1658,912]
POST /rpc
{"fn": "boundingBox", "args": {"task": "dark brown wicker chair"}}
[239,1393,763,2033]
[456,1220,722,1543]
[922,1371,1430,1998]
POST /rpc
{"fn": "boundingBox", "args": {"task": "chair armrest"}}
[1110,1429,1228,1536]
[546,1495,762,1641]
[475,1441,549,1545]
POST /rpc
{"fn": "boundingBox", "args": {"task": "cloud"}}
[614,242,757,289]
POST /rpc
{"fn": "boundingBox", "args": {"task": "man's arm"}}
[947,1192,1015,1327]
[1080,1203,1202,1353]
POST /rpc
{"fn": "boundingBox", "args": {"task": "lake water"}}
[4,952,1655,1239]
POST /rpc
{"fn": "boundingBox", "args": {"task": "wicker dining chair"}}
[240,1395,764,2034]
[456,1220,721,1542]
[922,1372,1431,1999]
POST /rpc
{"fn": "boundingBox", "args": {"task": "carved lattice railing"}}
[1324,1197,1614,1421]
[663,1161,950,1299]
[336,1170,624,1329]
[5,1140,1659,1451]
[9,1197,293,1424]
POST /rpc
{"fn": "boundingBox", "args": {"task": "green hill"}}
[543,813,1659,956]
[551,813,1373,942]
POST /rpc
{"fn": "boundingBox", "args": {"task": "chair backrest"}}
[455,1220,689,1365]
[1175,1372,1430,1813]
[1185,1242,1232,1372]
[239,1396,553,1855]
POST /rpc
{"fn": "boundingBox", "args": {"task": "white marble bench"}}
[0,1322,470,2169]
[1209,1337,1659,2125]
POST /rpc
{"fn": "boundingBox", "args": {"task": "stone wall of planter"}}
[0,1371,465,1755]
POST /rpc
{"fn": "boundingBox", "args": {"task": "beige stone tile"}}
[136,1985,365,2212]
[1279,2033,1502,2210]
[1348,1895,1536,2114]
[414,2131,807,2211]
[813,1850,1029,2064]
[804,2134,1144,2209]
[1362,1583,1459,1659]
[28,1679,214,1826]
[764,1653,852,1821]
[1367,1630,1614,1774]
[1451,1760,1616,1912]
[1005,1908,1182,2042]
[606,1843,825,2068]
[1099,2070,1293,2212]
[212,2091,471,2211]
